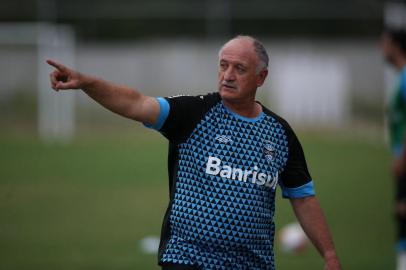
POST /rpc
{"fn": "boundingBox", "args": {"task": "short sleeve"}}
[401,68,406,101]
[143,97,170,130]
[145,93,221,142]
[279,131,315,199]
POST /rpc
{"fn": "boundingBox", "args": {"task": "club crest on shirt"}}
[263,141,277,162]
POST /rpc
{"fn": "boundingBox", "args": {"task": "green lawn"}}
[0,128,394,269]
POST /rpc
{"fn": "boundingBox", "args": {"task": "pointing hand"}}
[47,59,83,91]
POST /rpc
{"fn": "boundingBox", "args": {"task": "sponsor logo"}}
[215,135,233,144]
[205,156,278,189]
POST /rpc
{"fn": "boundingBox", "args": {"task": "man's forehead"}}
[219,38,257,64]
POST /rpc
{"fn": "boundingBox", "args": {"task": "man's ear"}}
[257,69,268,87]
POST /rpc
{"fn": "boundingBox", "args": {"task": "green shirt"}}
[389,66,406,156]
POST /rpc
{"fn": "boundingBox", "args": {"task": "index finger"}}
[46,59,68,72]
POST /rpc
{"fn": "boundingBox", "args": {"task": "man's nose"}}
[223,67,235,81]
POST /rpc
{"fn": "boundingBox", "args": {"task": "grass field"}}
[0,127,395,269]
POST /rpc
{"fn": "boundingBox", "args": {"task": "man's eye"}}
[237,66,246,72]
[220,63,227,70]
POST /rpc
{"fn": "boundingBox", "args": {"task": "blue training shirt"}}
[147,92,315,270]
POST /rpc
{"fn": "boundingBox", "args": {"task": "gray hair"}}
[219,35,269,73]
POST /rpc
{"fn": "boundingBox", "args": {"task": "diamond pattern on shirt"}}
[161,103,289,269]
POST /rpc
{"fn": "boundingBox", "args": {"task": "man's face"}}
[218,39,267,102]
[381,33,397,66]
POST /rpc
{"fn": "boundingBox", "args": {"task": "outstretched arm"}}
[290,196,341,270]
[47,59,160,125]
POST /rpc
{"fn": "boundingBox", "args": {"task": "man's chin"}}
[219,87,238,97]
[219,89,232,99]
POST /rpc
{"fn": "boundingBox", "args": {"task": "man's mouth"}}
[221,82,237,90]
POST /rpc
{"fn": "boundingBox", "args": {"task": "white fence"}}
[0,30,385,134]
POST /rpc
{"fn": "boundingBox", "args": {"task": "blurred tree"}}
[0,0,385,40]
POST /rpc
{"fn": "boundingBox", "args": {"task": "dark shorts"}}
[396,173,406,201]
[161,263,200,270]
[397,176,406,201]
[396,174,406,240]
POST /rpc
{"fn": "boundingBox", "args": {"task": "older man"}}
[47,35,340,270]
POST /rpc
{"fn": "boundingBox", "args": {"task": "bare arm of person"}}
[47,59,159,126]
[290,196,341,270]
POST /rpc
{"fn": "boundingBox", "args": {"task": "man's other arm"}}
[290,196,341,270]
[47,59,159,126]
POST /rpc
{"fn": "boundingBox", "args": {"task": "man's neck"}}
[222,98,262,118]
[395,57,406,71]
